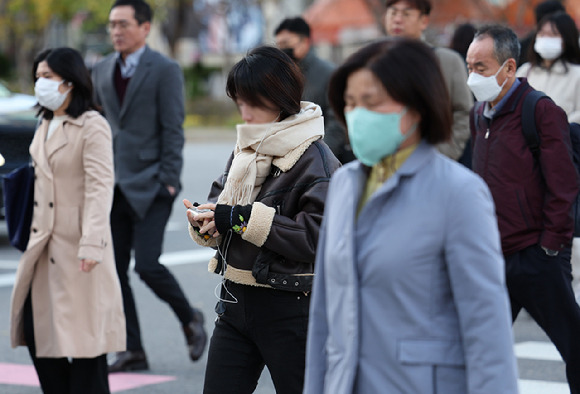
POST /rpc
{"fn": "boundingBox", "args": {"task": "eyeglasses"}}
[106,20,137,32]
[386,7,422,19]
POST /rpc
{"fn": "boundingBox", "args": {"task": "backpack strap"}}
[522,90,548,158]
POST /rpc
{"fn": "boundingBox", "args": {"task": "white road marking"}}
[165,221,189,232]
[515,341,563,362]
[0,252,573,393]
[0,273,16,287]
[0,260,20,269]
[158,249,215,266]
[0,249,215,288]
[519,379,569,393]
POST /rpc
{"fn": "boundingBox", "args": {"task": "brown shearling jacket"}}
[191,138,340,292]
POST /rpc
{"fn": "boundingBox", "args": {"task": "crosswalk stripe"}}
[0,249,572,393]
[159,249,215,266]
[515,341,562,362]
[0,260,20,269]
[0,248,215,289]
[516,341,568,393]
[519,379,569,393]
[0,273,16,288]
[165,221,189,232]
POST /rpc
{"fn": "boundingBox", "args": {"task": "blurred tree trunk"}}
[363,0,386,35]
[13,31,44,92]
[5,10,47,91]
[163,0,192,58]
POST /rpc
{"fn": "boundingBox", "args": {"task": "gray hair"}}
[474,24,521,66]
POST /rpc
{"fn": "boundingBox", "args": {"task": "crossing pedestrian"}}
[304,37,518,394]
[467,24,580,393]
[91,0,206,372]
[383,0,473,161]
[185,46,340,394]
[274,17,352,163]
[10,47,125,394]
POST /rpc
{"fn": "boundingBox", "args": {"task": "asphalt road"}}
[0,131,572,393]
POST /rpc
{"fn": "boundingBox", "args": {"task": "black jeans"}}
[506,244,580,394]
[203,281,310,394]
[110,186,194,351]
[23,295,110,394]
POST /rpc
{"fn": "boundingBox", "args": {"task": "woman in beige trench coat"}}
[9,48,125,394]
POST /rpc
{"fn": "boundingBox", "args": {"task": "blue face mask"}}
[345,106,417,166]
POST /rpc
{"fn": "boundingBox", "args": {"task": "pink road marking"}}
[109,372,176,392]
[0,363,176,392]
[0,363,39,386]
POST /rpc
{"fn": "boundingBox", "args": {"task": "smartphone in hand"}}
[187,206,211,217]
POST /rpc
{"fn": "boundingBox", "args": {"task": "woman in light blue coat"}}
[304,38,519,394]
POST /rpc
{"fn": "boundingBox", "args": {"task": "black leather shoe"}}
[183,308,207,361]
[108,350,149,373]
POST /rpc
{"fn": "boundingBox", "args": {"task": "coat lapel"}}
[45,122,68,161]
[119,46,151,120]
[101,55,121,117]
[30,120,53,181]
[33,115,86,175]
[369,142,435,201]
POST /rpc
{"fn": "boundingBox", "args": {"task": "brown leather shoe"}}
[108,350,149,373]
[183,308,207,361]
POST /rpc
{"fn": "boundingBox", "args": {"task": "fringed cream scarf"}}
[217,101,324,206]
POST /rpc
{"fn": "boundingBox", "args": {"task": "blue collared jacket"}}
[304,141,519,394]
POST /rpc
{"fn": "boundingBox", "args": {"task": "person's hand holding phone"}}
[183,199,219,237]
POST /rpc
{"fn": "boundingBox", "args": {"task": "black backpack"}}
[520,90,580,237]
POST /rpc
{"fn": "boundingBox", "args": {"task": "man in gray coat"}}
[91,0,206,372]
[384,0,473,160]
[275,17,353,163]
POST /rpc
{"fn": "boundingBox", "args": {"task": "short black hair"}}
[226,46,303,120]
[32,49,52,83]
[474,24,520,65]
[385,0,432,15]
[274,17,311,38]
[535,0,565,24]
[328,37,452,145]
[111,0,152,24]
[33,47,99,119]
[530,11,580,67]
[450,23,476,60]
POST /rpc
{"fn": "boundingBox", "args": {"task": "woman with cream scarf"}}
[184,46,340,393]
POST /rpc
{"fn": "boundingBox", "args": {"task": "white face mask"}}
[35,77,71,111]
[466,60,509,102]
[534,36,563,60]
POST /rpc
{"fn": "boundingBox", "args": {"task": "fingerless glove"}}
[214,204,252,235]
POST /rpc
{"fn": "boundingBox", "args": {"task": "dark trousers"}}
[506,244,580,394]
[203,281,310,394]
[110,186,193,351]
[23,295,110,394]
